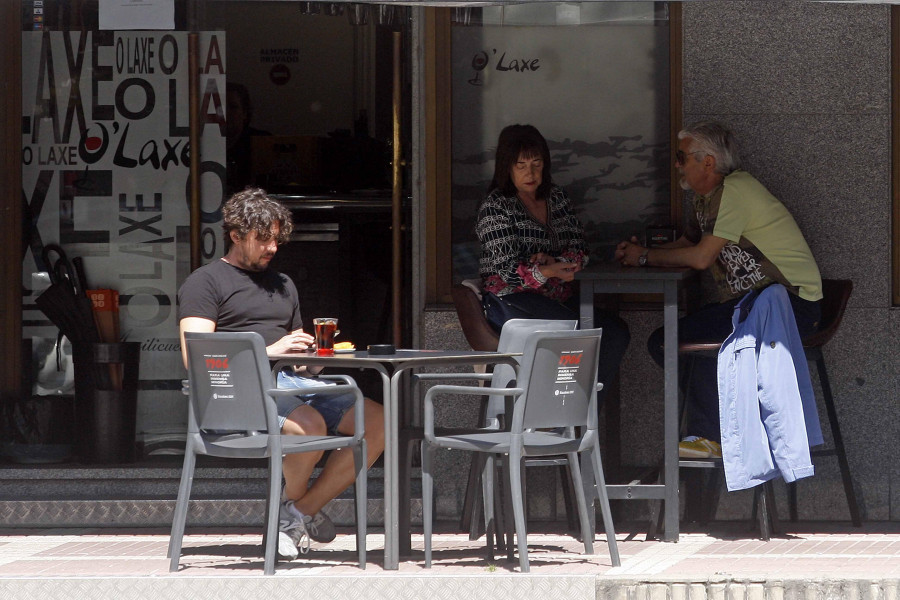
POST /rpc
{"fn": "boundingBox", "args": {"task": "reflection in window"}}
[450,2,671,282]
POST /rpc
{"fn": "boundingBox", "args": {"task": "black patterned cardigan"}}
[475,185,588,302]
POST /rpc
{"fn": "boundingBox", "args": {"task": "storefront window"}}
[197,1,401,195]
[20,2,224,459]
[194,1,412,373]
[450,2,672,281]
[17,1,409,461]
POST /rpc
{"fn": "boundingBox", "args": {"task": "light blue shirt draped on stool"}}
[717,284,824,491]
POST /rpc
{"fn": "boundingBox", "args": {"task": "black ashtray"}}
[367,344,396,355]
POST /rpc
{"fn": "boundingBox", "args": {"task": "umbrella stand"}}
[36,283,111,460]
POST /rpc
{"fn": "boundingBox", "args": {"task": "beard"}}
[234,249,274,272]
[248,255,273,271]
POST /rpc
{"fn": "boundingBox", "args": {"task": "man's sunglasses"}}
[675,149,706,165]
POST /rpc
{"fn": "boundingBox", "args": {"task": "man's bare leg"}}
[281,405,327,502]
[291,398,385,516]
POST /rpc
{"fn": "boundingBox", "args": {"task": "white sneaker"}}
[278,500,311,557]
[277,531,299,561]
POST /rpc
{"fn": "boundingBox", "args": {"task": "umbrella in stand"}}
[35,245,109,390]
[36,245,98,343]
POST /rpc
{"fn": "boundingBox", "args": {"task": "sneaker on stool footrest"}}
[679,436,722,459]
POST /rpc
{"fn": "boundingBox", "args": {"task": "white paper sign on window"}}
[99,0,175,31]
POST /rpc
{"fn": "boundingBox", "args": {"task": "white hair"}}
[678,121,742,175]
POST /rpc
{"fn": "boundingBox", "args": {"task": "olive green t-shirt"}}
[684,170,822,302]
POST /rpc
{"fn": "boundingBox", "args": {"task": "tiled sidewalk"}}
[0,522,898,576]
[0,523,898,599]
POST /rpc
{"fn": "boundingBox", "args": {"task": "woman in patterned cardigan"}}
[476,124,630,403]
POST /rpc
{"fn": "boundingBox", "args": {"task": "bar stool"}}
[451,280,499,353]
[787,278,861,526]
[650,279,861,539]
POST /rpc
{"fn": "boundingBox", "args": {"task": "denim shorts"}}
[275,369,357,435]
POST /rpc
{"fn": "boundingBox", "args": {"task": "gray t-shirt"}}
[177,258,303,346]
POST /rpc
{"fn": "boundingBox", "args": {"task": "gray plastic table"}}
[271,349,518,569]
[576,263,691,542]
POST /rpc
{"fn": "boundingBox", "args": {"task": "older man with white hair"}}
[615,121,823,460]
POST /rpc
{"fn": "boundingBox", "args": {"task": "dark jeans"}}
[647,291,821,442]
[485,291,631,407]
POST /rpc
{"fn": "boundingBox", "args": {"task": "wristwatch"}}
[638,249,650,267]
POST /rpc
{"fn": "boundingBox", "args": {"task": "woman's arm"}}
[476,195,533,292]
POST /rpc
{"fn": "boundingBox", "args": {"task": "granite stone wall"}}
[420,1,897,524]
[681,0,896,522]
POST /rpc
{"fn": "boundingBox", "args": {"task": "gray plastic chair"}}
[421,328,620,572]
[408,318,579,546]
[463,318,578,542]
[167,331,368,574]
[484,318,578,428]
